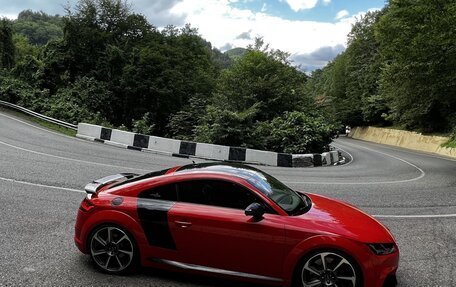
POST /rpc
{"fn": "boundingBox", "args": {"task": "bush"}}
[193,103,260,147]
[0,75,34,103]
[132,112,154,135]
[253,111,337,154]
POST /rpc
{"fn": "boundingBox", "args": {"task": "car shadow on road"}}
[137,267,271,287]
[78,255,269,287]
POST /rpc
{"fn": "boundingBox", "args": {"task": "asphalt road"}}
[1,109,455,287]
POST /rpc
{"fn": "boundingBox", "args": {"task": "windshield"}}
[177,163,310,215]
[244,169,310,215]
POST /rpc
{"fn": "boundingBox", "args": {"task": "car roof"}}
[174,162,267,181]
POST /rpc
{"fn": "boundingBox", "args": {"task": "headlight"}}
[368,243,396,255]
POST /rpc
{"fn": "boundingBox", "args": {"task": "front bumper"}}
[365,249,399,287]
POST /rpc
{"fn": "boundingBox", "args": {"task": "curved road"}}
[1,110,455,286]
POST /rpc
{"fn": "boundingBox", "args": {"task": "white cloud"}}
[335,10,349,20]
[322,0,331,6]
[165,0,374,69]
[0,13,18,20]
[281,0,319,12]
[261,3,267,12]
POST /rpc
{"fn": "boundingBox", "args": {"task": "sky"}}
[0,0,387,71]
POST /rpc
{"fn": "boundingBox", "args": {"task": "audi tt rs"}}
[74,162,399,287]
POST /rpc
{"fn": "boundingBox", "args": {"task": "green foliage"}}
[43,76,112,124]
[210,43,310,122]
[193,40,331,153]
[194,103,261,147]
[13,34,40,60]
[13,10,63,45]
[224,47,247,61]
[253,111,336,154]
[308,11,385,127]
[0,75,34,103]
[375,0,456,132]
[0,19,15,69]
[308,3,455,134]
[132,113,155,135]
[167,96,208,140]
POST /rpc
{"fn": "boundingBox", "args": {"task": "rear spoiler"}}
[84,173,139,194]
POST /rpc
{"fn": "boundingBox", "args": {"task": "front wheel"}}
[89,225,137,274]
[297,250,362,287]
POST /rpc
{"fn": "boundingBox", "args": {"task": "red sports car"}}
[75,162,399,287]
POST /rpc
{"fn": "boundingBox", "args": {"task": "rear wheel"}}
[296,250,361,287]
[89,225,137,274]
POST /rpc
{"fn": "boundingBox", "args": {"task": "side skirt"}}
[149,258,283,282]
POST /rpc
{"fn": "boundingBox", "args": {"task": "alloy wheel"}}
[90,226,135,273]
[301,251,357,287]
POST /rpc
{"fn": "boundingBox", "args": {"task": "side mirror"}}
[245,202,265,220]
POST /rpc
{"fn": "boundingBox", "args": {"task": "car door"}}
[167,179,287,281]
[136,183,183,263]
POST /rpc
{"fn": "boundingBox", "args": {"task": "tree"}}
[13,10,63,45]
[345,10,387,125]
[375,0,456,132]
[0,19,15,69]
[193,39,331,152]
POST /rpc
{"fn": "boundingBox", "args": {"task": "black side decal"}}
[137,199,176,250]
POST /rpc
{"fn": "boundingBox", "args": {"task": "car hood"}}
[292,193,395,243]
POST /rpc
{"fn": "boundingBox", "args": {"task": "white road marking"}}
[330,142,354,167]
[345,137,456,162]
[285,141,426,185]
[0,176,84,193]
[374,214,456,219]
[0,139,150,172]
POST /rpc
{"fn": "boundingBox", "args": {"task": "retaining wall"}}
[350,126,456,158]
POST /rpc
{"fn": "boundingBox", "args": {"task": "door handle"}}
[174,220,192,228]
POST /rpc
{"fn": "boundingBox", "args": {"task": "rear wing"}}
[84,173,138,194]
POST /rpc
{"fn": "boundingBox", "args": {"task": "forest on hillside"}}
[0,0,455,153]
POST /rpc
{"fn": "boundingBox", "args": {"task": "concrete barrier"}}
[76,123,345,167]
[246,149,278,166]
[195,143,230,161]
[321,152,331,166]
[110,129,135,146]
[312,154,322,166]
[292,154,314,167]
[350,126,456,158]
[77,123,102,139]
[329,151,339,164]
[148,136,181,154]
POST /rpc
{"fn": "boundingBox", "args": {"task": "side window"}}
[176,180,268,211]
[176,180,208,205]
[139,183,177,201]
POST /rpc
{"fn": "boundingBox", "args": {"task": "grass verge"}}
[443,138,456,148]
[0,107,77,137]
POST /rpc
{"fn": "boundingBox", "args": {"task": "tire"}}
[88,224,138,275]
[294,249,362,287]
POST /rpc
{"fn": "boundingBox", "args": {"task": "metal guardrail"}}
[0,100,78,130]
